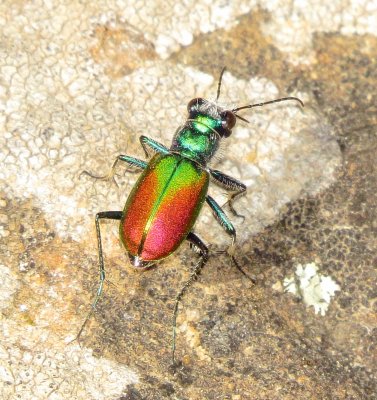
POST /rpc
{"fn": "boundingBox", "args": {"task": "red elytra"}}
[120,153,209,264]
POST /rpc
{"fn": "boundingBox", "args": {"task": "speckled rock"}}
[0,1,376,399]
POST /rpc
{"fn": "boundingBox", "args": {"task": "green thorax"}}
[170,113,221,166]
[169,95,236,167]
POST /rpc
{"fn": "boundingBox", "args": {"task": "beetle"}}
[77,68,303,364]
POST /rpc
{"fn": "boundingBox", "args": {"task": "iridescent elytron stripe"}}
[120,153,209,261]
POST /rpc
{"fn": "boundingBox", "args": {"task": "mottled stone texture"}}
[1,1,376,399]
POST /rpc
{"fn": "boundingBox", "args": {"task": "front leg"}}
[81,155,147,183]
[140,135,170,158]
[209,169,246,220]
[81,135,168,183]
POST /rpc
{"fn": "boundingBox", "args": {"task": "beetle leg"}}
[172,232,208,366]
[140,135,170,158]
[206,195,236,241]
[206,195,255,283]
[80,155,147,185]
[209,169,247,221]
[74,211,123,342]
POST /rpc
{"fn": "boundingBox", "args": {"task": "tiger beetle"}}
[77,68,303,365]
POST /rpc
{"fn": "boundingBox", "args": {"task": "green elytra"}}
[76,68,304,365]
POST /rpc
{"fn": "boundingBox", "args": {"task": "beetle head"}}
[186,97,237,138]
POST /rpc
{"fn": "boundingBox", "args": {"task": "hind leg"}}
[172,232,208,365]
[74,211,123,342]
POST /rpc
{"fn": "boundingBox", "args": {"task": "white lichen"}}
[283,262,340,316]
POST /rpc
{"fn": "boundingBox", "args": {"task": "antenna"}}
[216,67,226,101]
[233,96,304,113]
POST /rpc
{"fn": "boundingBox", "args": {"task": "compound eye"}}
[187,97,205,112]
[222,110,236,130]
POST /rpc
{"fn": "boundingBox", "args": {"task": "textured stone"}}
[1,1,376,399]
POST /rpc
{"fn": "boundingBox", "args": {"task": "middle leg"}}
[209,169,247,220]
[206,195,254,282]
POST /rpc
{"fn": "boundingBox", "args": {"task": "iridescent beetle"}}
[78,68,303,363]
